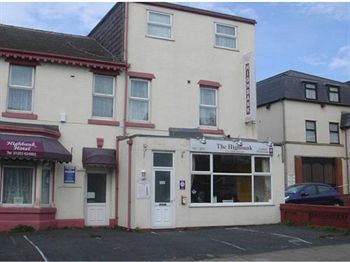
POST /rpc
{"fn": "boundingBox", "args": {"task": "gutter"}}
[345,129,350,194]
[127,138,133,229]
[115,137,120,225]
[123,2,129,136]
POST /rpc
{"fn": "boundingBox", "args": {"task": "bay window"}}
[2,166,34,204]
[200,88,217,126]
[8,65,34,112]
[92,75,114,118]
[191,154,272,205]
[128,79,150,121]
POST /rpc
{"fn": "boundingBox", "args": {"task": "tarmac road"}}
[0,224,349,261]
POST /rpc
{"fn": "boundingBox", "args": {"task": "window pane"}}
[191,175,211,203]
[213,175,252,203]
[200,107,216,126]
[318,185,331,193]
[155,171,170,203]
[255,157,270,172]
[130,80,148,98]
[303,185,317,195]
[200,88,216,106]
[213,155,251,173]
[93,96,113,118]
[306,121,315,130]
[147,24,171,38]
[129,100,149,121]
[306,130,316,142]
[330,132,339,143]
[10,65,33,86]
[87,173,106,203]
[306,89,316,99]
[216,35,236,49]
[8,88,32,111]
[153,153,173,167]
[41,169,51,204]
[329,92,339,102]
[192,154,210,171]
[94,75,113,95]
[254,176,271,202]
[149,12,170,24]
[3,167,33,204]
[330,123,338,132]
[216,24,235,36]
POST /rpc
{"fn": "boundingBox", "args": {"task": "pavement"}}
[0,224,350,261]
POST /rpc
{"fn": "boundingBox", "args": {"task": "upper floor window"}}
[215,23,237,49]
[328,86,340,103]
[92,75,114,118]
[128,79,150,121]
[304,83,317,100]
[147,11,172,39]
[305,120,317,143]
[329,122,340,144]
[8,65,34,112]
[200,87,217,126]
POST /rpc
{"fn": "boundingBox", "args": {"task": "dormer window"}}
[328,86,340,103]
[304,83,317,100]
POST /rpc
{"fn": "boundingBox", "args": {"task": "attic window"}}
[328,86,340,103]
[304,83,317,100]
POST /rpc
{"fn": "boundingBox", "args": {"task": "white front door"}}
[153,170,173,227]
[86,173,108,226]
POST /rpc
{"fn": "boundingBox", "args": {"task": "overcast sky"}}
[0,2,349,82]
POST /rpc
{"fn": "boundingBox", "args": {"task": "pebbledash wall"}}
[0,2,285,231]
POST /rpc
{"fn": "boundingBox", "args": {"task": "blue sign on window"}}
[64,166,76,184]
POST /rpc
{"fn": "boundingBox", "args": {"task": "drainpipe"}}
[127,138,133,229]
[282,100,288,185]
[345,129,350,194]
[123,2,129,136]
[115,137,120,226]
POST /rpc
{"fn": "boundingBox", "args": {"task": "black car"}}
[285,183,344,206]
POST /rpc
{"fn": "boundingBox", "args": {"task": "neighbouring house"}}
[257,70,350,198]
[0,2,284,231]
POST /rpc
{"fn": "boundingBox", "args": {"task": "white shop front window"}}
[190,153,272,206]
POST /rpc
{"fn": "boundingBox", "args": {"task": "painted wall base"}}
[0,207,56,232]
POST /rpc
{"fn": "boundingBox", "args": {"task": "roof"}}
[257,70,350,107]
[0,24,117,63]
[145,2,257,25]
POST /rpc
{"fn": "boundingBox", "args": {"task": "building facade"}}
[257,70,350,197]
[0,2,284,231]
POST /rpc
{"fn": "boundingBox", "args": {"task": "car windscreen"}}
[285,184,305,194]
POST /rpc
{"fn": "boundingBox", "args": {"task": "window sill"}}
[125,121,155,129]
[88,119,120,126]
[189,202,274,208]
[198,128,224,135]
[2,111,38,120]
[145,34,175,42]
[214,45,239,52]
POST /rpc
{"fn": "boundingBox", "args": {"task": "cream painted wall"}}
[257,102,284,143]
[126,3,256,139]
[0,59,121,220]
[130,136,284,229]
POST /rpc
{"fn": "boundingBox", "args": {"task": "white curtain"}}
[200,89,216,106]
[200,107,216,126]
[147,24,171,38]
[129,100,149,121]
[130,80,148,98]
[10,65,32,86]
[8,88,32,111]
[216,35,235,49]
[94,75,113,95]
[149,12,170,24]
[93,96,113,118]
[3,167,33,204]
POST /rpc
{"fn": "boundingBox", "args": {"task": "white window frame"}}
[40,163,53,206]
[128,78,151,122]
[1,165,35,207]
[329,122,340,144]
[305,83,317,100]
[147,10,173,40]
[92,74,115,119]
[190,154,272,207]
[7,65,35,113]
[199,87,218,127]
[214,22,238,50]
